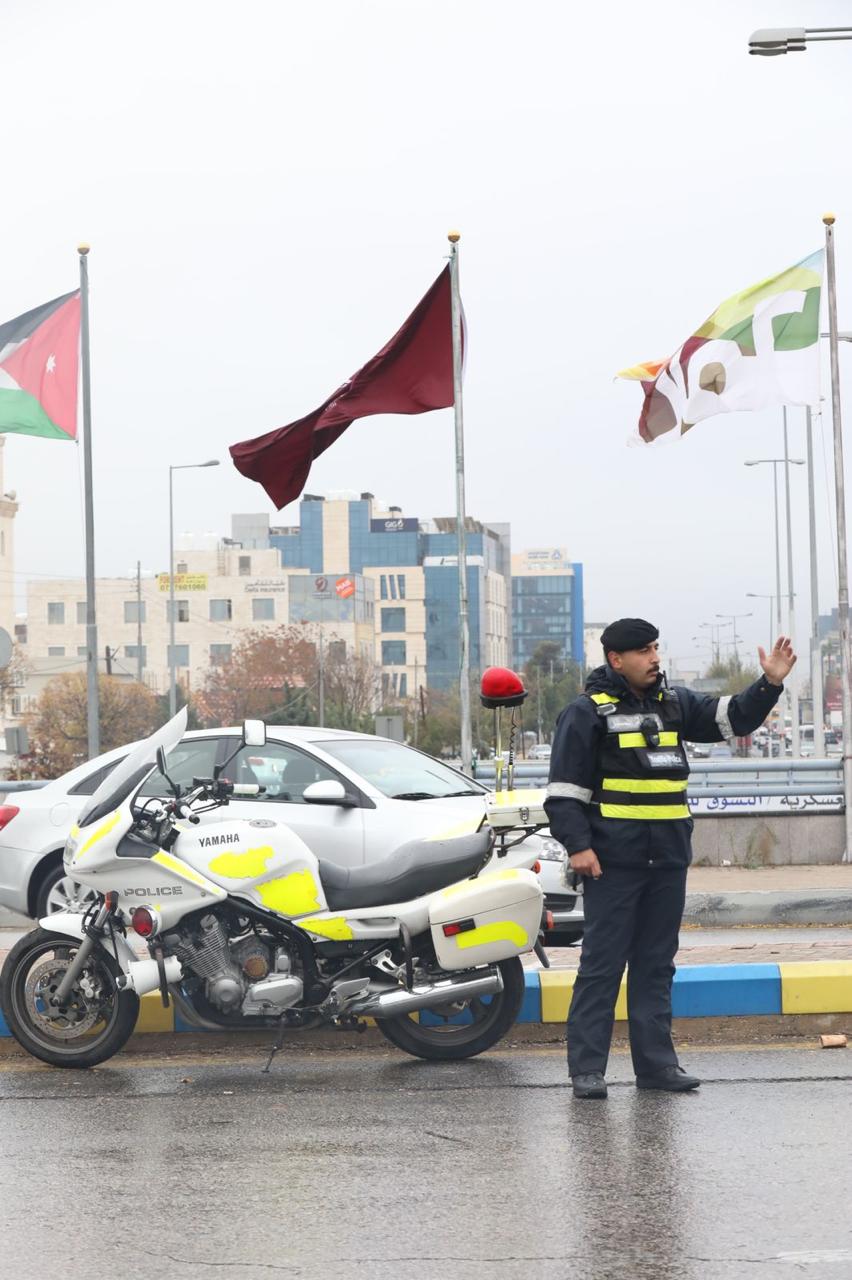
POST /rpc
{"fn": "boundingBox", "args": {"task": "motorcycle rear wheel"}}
[0,929,140,1069]
[375,957,525,1061]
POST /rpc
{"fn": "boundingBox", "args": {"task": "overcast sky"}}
[3,0,852,674]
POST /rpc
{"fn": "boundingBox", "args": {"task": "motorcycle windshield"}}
[77,707,189,829]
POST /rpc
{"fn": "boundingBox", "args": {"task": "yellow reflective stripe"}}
[601,778,687,794]
[152,851,221,892]
[256,868,323,916]
[590,693,619,705]
[298,916,354,941]
[617,731,679,748]
[456,921,528,950]
[599,803,690,820]
[75,810,122,863]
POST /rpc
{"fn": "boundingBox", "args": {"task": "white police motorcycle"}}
[0,709,544,1069]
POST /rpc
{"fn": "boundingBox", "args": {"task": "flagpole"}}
[823,213,852,861]
[448,231,472,775]
[78,244,100,758]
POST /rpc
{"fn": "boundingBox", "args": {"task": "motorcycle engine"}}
[165,914,274,1014]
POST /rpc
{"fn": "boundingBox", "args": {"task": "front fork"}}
[50,892,118,1008]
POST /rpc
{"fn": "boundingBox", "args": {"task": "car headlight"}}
[537,837,567,862]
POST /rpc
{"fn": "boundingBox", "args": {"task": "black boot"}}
[636,1065,700,1092]
[572,1072,608,1099]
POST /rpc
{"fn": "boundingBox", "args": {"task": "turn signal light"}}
[532,860,541,873]
[0,805,19,832]
[131,907,157,938]
[545,910,554,930]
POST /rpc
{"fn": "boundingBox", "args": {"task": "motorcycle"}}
[0,709,545,1069]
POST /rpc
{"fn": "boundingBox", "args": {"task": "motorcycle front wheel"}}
[0,929,140,1069]
[375,956,525,1061]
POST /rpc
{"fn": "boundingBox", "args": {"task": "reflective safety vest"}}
[589,689,691,821]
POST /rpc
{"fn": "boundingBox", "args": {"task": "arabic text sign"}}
[688,794,843,816]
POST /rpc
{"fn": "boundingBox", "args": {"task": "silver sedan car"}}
[0,727,582,942]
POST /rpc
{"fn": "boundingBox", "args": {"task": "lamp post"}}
[748,27,852,55]
[744,452,806,755]
[746,22,852,836]
[698,622,725,665]
[168,460,220,716]
[746,593,782,650]
[715,612,753,666]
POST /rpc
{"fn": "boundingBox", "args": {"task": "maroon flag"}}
[230,266,457,509]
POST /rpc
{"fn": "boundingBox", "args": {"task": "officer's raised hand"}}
[569,848,602,878]
[758,636,797,686]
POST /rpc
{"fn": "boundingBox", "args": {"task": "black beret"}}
[601,617,659,655]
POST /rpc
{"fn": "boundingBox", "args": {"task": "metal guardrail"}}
[472,757,844,800]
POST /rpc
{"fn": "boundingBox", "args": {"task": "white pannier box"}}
[428,868,543,970]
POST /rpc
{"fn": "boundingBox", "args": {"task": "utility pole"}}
[136,560,144,684]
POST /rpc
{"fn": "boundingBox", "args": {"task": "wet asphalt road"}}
[1,1045,851,1280]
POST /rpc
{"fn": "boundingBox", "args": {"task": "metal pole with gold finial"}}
[78,243,100,758]
[448,231,472,774]
[823,213,852,860]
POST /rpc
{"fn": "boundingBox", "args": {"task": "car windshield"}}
[318,738,487,800]
[76,708,188,828]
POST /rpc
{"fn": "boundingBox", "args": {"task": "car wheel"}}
[34,864,99,920]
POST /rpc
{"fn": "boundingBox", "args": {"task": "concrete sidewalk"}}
[684,863,852,926]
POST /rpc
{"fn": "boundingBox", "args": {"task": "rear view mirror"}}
[243,719,267,748]
[303,780,352,806]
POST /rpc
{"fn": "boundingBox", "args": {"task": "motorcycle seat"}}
[317,828,494,912]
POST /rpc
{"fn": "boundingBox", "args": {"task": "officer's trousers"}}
[566,863,687,1077]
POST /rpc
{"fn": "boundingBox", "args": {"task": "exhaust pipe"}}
[350,969,503,1020]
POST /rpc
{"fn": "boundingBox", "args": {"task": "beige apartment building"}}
[21,542,375,714]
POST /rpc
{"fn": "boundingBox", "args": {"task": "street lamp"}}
[743,456,805,637]
[746,593,786,650]
[168,460,220,716]
[715,612,752,665]
[745,448,806,754]
[748,27,852,56]
[747,28,852,833]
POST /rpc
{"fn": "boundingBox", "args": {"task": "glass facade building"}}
[511,562,584,670]
[264,497,512,692]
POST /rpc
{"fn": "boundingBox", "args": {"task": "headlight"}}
[537,837,567,862]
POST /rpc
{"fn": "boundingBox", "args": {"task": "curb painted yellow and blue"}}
[2,963,851,1039]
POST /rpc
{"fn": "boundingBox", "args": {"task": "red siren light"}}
[480,667,528,709]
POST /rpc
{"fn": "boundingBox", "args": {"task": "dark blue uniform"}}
[544,665,782,1078]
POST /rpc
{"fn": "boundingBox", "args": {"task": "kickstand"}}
[261,1019,287,1074]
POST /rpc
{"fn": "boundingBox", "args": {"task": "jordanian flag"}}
[618,250,824,443]
[0,291,80,440]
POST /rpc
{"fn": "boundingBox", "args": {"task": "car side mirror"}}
[303,780,354,807]
[242,719,267,748]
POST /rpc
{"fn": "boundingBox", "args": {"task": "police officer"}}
[544,618,795,1099]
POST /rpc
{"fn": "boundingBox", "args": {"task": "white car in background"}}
[0,726,582,943]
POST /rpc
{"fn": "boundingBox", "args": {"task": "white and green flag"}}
[618,250,824,442]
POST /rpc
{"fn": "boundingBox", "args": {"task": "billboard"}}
[370,517,418,533]
[158,573,208,592]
